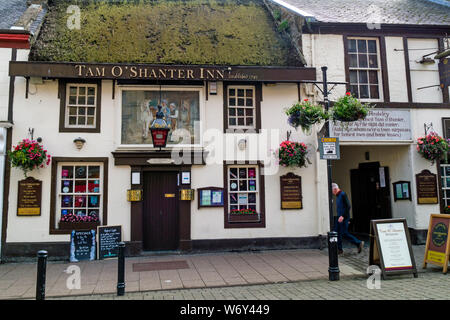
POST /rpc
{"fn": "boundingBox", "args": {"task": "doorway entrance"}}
[143,172,179,251]
[350,162,392,235]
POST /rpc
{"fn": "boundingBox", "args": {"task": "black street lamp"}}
[150,105,170,151]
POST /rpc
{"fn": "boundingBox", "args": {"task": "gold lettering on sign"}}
[158,69,167,78]
[130,66,137,78]
[75,65,85,76]
[187,69,194,79]
[111,66,123,77]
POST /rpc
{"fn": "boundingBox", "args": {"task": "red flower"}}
[346,92,351,96]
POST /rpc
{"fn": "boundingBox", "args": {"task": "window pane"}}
[248,193,257,204]
[229,98,236,106]
[88,209,99,218]
[62,166,73,179]
[239,168,247,178]
[229,168,238,179]
[230,193,238,204]
[69,96,77,104]
[248,168,256,178]
[87,117,94,125]
[87,96,95,105]
[446,190,450,198]
[349,54,358,68]
[61,180,73,193]
[245,109,253,117]
[61,195,73,207]
[87,87,95,95]
[237,98,245,106]
[446,177,450,188]
[237,89,245,97]
[88,195,100,207]
[370,85,379,99]
[88,166,100,179]
[229,118,236,126]
[69,87,77,95]
[246,89,253,97]
[69,107,77,115]
[369,54,378,68]
[75,166,87,179]
[358,70,368,84]
[230,205,238,211]
[79,87,86,95]
[246,99,253,106]
[61,209,73,216]
[230,180,238,191]
[360,85,369,98]
[446,167,450,176]
[249,179,257,191]
[246,118,254,126]
[78,107,86,115]
[229,108,236,116]
[368,40,377,53]
[348,39,357,53]
[237,118,244,126]
[350,85,359,97]
[349,71,358,84]
[88,180,100,193]
[74,196,87,208]
[358,54,368,68]
[358,40,367,53]
[69,117,77,125]
[239,180,247,191]
[78,96,86,105]
[369,71,378,84]
[75,180,87,193]
[229,88,235,96]
[78,116,86,125]
[75,209,87,216]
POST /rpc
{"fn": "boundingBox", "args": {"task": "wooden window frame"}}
[50,157,108,235]
[59,79,102,133]
[223,82,262,133]
[223,162,266,229]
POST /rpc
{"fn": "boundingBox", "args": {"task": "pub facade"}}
[1,0,450,260]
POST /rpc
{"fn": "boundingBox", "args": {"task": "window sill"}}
[58,221,100,231]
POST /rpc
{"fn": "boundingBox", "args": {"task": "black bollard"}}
[117,242,125,296]
[328,231,340,281]
[36,250,48,300]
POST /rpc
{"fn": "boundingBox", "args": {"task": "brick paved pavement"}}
[49,271,450,300]
[0,249,363,300]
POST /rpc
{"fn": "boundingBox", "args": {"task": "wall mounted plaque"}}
[17,177,42,216]
[127,189,143,202]
[280,173,302,210]
[198,187,224,209]
[416,170,438,204]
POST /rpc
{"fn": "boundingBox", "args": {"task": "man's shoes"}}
[338,249,343,255]
[358,241,364,253]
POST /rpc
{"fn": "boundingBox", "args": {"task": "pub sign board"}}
[318,137,340,160]
[369,218,418,279]
[423,214,450,274]
[416,170,438,204]
[280,173,302,210]
[70,230,96,262]
[97,225,122,260]
[17,177,42,216]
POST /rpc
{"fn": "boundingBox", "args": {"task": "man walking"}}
[332,183,364,254]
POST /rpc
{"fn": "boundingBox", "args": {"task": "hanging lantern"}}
[150,105,170,150]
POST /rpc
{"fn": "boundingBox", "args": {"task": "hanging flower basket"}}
[416,132,449,164]
[330,92,372,123]
[228,209,260,223]
[276,141,309,168]
[8,139,51,177]
[285,99,328,134]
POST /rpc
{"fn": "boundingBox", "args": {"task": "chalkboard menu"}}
[98,225,122,260]
[17,177,42,216]
[423,214,450,274]
[416,170,438,204]
[280,173,302,209]
[70,230,96,262]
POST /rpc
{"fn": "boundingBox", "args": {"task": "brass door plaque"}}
[127,189,143,202]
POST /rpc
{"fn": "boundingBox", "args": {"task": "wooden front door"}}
[143,172,179,251]
[350,162,392,235]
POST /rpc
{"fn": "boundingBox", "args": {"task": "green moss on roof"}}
[30,0,303,66]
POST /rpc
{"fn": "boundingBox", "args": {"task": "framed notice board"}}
[97,225,122,260]
[17,177,42,216]
[369,218,418,279]
[416,170,438,204]
[280,173,302,209]
[198,187,224,209]
[423,214,450,274]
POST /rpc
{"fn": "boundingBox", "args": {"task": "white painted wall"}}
[0,48,12,122]
[385,36,409,102]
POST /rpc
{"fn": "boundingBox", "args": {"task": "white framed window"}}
[441,164,450,207]
[347,38,383,101]
[227,165,259,212]
[227,86,256,129]
[65,84,98,128]
[57,163,103,225]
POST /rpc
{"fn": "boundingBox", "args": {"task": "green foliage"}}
[277,19,289,32]
[31,0,299,66]
[330,92,372,122]
[273,9,281,21]
[286,99,328,134]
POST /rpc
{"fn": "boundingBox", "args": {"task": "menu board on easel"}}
[423,214,450,274]
[369,218,418,279]
[97,225,122,260]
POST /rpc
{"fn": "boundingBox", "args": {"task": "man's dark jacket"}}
[336,191,351,220]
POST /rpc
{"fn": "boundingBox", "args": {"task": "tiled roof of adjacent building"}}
[29,0,303,66]
[0,0,29,30]
[273,0,450,25]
